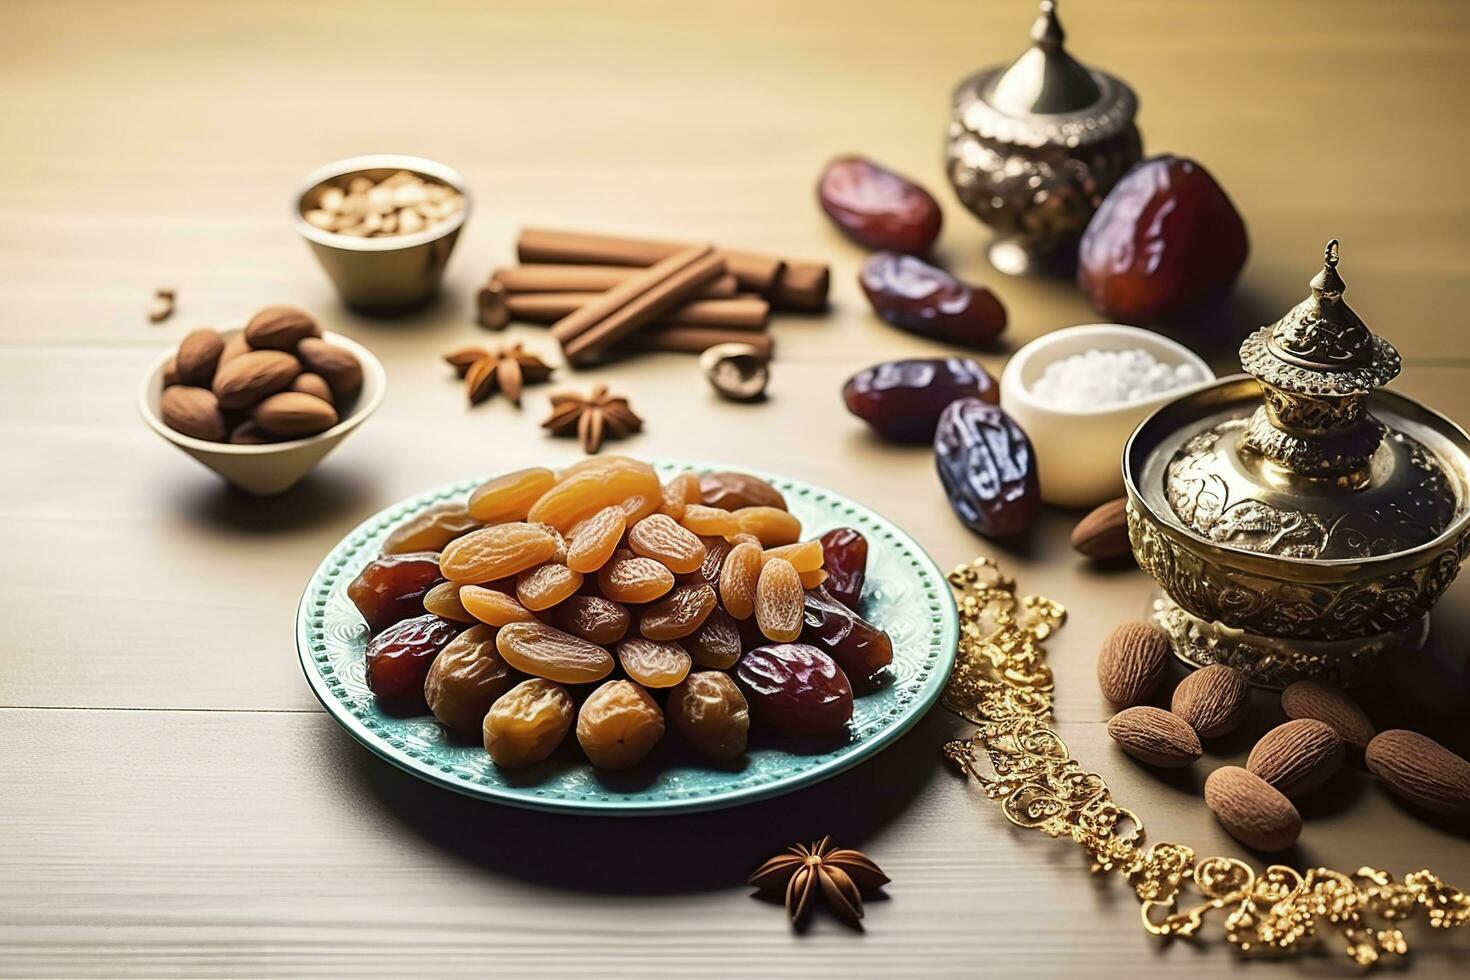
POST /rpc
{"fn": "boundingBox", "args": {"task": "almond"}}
[290,371,335,405]
[1247,719,1343,799]
[252,391,338,438]
[297,337,363,399]
[160,385,226,441]
[1171,663,1249,738]
[175,328,225,387]
[1096,621,1171,706]
[219,332,251,367]
[162,356,181,388]
[1204,765,1301,852]
[1365,729,1470,816]
[244,305,321,351]
[1071,498,1131,561]
[1107,706,1201,768]
[212,350,301,410]
[1280,681,1374,750]
[228,420,272,445]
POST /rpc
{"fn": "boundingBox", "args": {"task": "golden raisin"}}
[565,505,626,573]
[423,580,476,622]
[554,595,631,645]
[800,568,830,590]
[514,563,583,611]
[483,678,574,768]
[617,637,692,688]
[680,504,740,537]
[627,514,706,574]
[467,467,557,523]
[576,680,665,769]
[688,535,732,587]
[383,503,481,555]
[439,522,560,584]
[495,621,615,684]
[731,506,802,546]
[597,549,675,604]
[638,584,717,641]
[755,557,804,642]
[764,540,824,573]
[425,625,518,737]
[686,606,742,669]
[528,457,660,531]
[718,541,764,620]
[668,671,750,760]
[460,585,538,626]
[618,493,660,524]
[658,472,702,520]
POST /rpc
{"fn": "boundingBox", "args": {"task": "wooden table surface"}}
[3,0,1468,976]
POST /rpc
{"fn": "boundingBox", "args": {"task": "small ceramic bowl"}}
[138,330,386,496]
[293,154,471,312]
[1000,324,1214,508]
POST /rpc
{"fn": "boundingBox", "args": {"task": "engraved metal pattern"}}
[941,556,1470,966]
[297,460,958,815]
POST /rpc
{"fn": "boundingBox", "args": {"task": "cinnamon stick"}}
[770,260,830,312]
[493,264,737,297]
[508,293,768,330]
[623,327,775,360]
[555,248,726,364]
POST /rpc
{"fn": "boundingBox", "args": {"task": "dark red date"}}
[843,357,998,443]
[364,614,459,714]
[934,398,1040,538]
[347,551,443,633]
[818,527,868,612]
[1078,155,1248,322]
[817,156,941,255]
[801,585,892,681]
[860,252,1006,349]
[736,643,853,740]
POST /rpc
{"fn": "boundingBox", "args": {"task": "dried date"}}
[842,357,998,443]
[817,156,941,254]
[934,398,1040,538]
[859,252,1006,349]
[818,527,867,611]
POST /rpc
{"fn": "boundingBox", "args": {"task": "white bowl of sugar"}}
[1001,324,1215,508]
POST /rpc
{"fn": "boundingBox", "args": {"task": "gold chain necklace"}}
[941,557,1469,966]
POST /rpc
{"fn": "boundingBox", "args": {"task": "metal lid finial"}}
[1032,1,1065,51]
[983,0,1101,116]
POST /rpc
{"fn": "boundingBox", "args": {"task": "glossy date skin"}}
[818,527,868,611]
[800,585,892,681]
[817,156,942,255]
[735,643,853,740]
[842,357,999,443]
[1078,155,1248,322]
[859,253,1006,349]
[347,551,443,633]
[934,398,1040,538]
[365,614,460,715]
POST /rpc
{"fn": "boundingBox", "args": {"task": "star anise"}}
[748,836,889,928]
[444,342,553,406]
[541,384,643,454]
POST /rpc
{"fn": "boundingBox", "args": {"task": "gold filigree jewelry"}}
[941,556,1470,966]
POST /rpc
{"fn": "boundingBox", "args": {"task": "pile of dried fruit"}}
[159,306,363,444]
[347,459,894,771]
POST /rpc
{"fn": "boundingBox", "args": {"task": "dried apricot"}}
[755,557,804,642]
[627,514,706,574]
[460,585,537,626]
[439,522,560,584]
[515,563,583,611]
[576,680,665,769]
[348,552,443,633]
[597,549,675,604]
[686,606,742,669]
[483,678,574,768]
[638,584,716,641]
[528,457,660,531]
[383,503,481,555]
[565,505,626,573]
[554,595,631,644]
[617,637,692,688]
[424,625,518,737]
[467,467,557,523]
[496,621,614,684]
[680,504,740,537]
[659,472,702,520]
[731,506,802,546]
[764,540,824,573]
[668,671,750,760]
[718,541,764,620]
[423,580,476,622]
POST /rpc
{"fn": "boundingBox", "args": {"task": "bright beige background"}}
[2,0,1468,976]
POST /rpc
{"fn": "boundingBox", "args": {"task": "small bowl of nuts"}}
[294,154,470,313]
[139,306,386,495]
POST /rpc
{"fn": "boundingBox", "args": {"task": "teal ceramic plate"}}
[297,460,958,815]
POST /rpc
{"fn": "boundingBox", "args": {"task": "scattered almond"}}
[160,386,226,442]
[1071,498,1131,561]
[1280,681,1375,750]
[1247,719,1343,799]
[252,391,338,438]
[1096,621,1171,707]
[175,328,225,387]
[1171,663,1249,738]
[1365,729,1470,816]
[1204,765,1302,852]
[212,350,302,410]
[297,337,363,399]
[244,305,321,351]
[1107,706,1201,768]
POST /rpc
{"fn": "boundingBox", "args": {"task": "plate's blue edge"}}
[296,458,960,816]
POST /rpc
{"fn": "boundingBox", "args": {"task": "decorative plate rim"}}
[296,458,959,815]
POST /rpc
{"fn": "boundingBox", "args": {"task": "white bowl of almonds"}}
[294,154,470,312]
[139,306,386,495]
